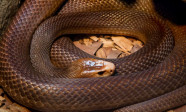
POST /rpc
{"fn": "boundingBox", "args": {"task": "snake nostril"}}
[98,71,105,76]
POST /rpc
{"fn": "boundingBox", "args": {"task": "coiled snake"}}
[0,0,185,112]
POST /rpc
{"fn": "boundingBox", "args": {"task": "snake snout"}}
[95,60,115,77]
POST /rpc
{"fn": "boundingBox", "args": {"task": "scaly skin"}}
[0,0,185,112]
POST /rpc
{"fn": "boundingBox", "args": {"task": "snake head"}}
[72,58,115,78]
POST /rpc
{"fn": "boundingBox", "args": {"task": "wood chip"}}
[102,40,114,48]
[103,47,112,56]
[119,53,129,58]
[73,35,143,59]
[4,95,13,106]
[0,89,6,107]
[112,48,118,51]
[172,105,186,112]
[90,36,99,41]
[99,37,107,43]
[96,47,113,58]
[111,36,133,52]
[74,41,102,55]
[115,45,130,55]
[73,37,84,44]
[132,40,143,47]
[107,50,122,59]
[99,37,115,47]
[96,48,107,58]
[8,103,31,112]
[0,108,11,112]
[83,38,93,46]
[0,96,5,103]
[0,88,29,112]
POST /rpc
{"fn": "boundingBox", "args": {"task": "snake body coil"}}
[0,0,185,112]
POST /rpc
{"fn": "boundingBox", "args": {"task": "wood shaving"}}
[83,38,94,46]
[74,41,102,55]
[111,36,133,52]
[96,48,107,58]
[90,36,99,41]
[74,35,144,59]
[107,50,122,59]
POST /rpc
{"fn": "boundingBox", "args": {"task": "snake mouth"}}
[95,61,115,77]
[97,69,115,77]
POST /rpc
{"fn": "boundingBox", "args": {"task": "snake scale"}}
[0,0,185,112]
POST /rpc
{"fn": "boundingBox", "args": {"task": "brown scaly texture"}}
[0,0,185,112]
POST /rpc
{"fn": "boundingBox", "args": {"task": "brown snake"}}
[0,0,186,112]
